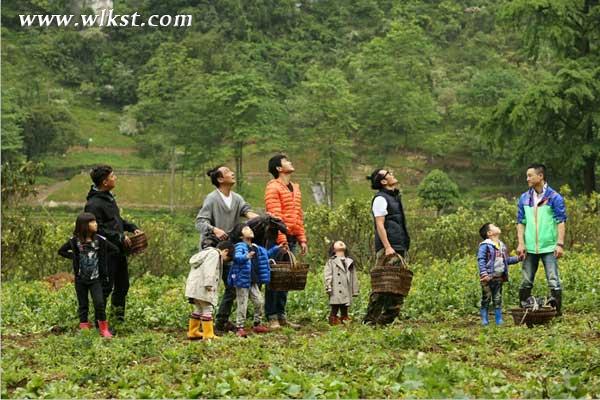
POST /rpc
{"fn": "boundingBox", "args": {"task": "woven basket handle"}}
[286,250,298,269]
[383,253,409,270]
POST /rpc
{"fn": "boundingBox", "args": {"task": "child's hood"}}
[479,239,505,250]
[189,247,219,268]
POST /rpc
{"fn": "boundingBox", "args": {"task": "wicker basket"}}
[510,307,557,327]
[268,251,309,291]
[126,231,148,255]
[370,254,413,296]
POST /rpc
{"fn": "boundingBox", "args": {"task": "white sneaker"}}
[269,320,281,330]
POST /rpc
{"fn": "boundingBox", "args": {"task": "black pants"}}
[364,293,405,325]
[76,279,106,322]
[215,262,236,327]
[104,253,129,322]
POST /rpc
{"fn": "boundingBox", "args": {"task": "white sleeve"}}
[372,196,388,217]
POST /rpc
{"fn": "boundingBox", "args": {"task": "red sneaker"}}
[252,325,270,334]
[97,320,113,338]
[341,316,351,323]
[329,316,341,326]
[235,327,248,338]
[79,322,92,330]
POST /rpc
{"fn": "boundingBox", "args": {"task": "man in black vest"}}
[364,168,410,325]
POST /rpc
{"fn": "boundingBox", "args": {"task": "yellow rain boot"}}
[201,318,220,340]
[187,317,203,340]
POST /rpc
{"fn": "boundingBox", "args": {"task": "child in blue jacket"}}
[477,223,522,326]
[228,223,283,337]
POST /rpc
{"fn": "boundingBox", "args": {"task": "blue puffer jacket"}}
[228,242,280,288]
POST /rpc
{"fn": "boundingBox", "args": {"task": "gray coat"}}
[185,248,223,306]
[324,256,359,305]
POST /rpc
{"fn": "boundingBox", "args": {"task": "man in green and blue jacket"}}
[516,164,567,315]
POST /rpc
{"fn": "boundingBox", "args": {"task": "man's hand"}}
[247,251,256,259]
[480,275,491,283]
[517,244,526,259]
[123,236,132,248]
[554,245,564,259]
[385,247,396,257]
[213,227,228,240]
[300,242,308,256]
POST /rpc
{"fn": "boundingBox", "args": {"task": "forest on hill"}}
[2,0,599,201]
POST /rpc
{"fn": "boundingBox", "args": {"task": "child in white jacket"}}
[185,241,234,340]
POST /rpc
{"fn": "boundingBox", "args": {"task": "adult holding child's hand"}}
[516,164,567,315]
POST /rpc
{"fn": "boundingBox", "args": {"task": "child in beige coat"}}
[185,241,234,340]
[324,240,359,325]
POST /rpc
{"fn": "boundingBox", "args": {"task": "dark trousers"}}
[215,262,236,327]
[481,279,503,309]
[75,279,106,322]
[264,237,297,321]
[364,293,405,325]
[364,249,407,325]
[265,289,288,320]
[104,253,129,322]
[331,304,349,318]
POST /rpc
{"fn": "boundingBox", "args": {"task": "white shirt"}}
[218,190,233,209]
[533,183,547,207]
[372,196,388,217]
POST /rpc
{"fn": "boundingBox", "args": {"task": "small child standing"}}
[477,223,521,326]
[185,240,235,340]
[228,223,281,337]
[58,212,119,337]
[324,240,359,325]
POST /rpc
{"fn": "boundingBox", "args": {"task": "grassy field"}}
[68,103,137,149]
[2,252,599,398]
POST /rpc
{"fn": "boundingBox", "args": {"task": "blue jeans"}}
[520,252,561,291]
[265,237,297,321]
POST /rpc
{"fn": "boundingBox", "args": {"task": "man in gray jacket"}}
[196,166,259,332]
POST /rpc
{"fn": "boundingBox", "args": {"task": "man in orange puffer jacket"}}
[264,154,308,329]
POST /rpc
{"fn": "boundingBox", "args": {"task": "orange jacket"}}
[264,179,307,245]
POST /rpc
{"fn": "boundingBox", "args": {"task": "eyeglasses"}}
[379,170,392,179]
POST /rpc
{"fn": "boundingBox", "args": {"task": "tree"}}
[21,104,78,159]
[289,65,356,206]
[417,169,460,215]
[488,0,600,194]
[1,161,42,208]
[351,21,440,163]
[192,70,284,191]
[1,88,25,164]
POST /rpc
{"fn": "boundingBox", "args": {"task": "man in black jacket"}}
[364,168,411,325]
[85,165,141,323]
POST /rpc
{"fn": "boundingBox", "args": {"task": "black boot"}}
[551,289,562,316]
[519,288,532,308]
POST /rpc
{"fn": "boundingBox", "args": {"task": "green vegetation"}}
[2,254,599,398]
[2,1,600,397]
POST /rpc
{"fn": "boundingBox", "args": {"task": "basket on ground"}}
[370,254,413,296]
[126,231,148,255]
[510,307,556,327]
[268,251,309,291]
